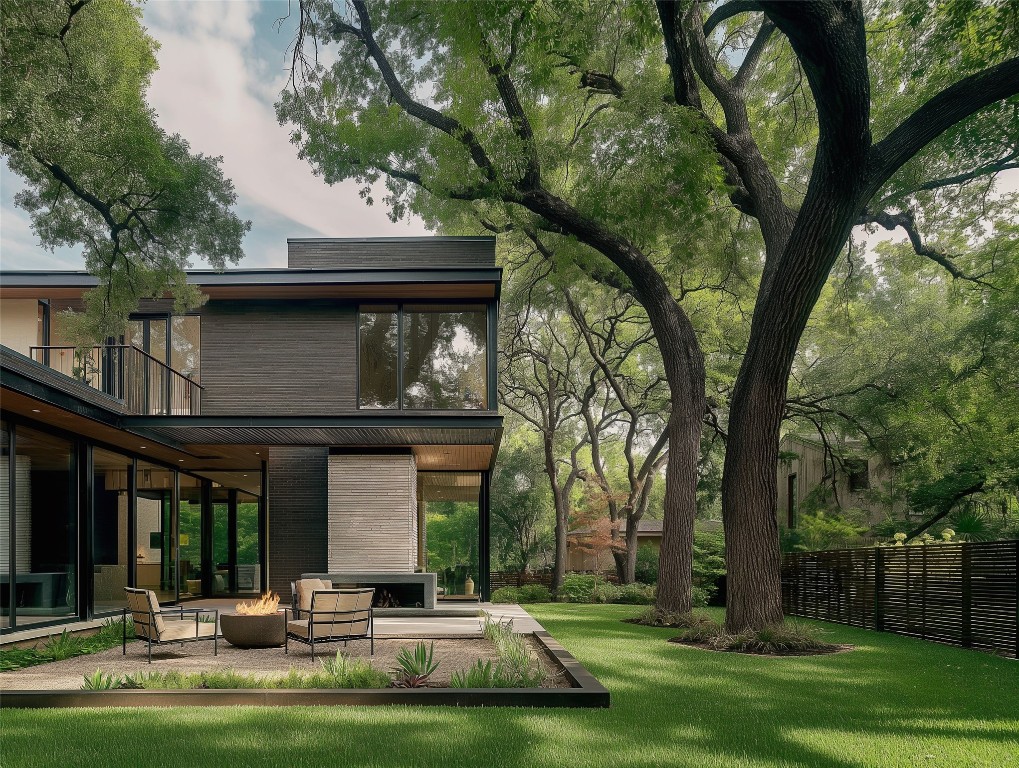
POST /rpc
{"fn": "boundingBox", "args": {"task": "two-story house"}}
[0,237,502,635]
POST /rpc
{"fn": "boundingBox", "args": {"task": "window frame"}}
[356,302,493,411]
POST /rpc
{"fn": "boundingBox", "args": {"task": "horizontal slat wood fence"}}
[782,540,1018,657]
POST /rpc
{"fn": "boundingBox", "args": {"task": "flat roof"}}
[0,266,502,300]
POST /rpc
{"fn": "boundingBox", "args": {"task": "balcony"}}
[29,345,202,416]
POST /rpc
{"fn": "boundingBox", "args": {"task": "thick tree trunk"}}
[544,436,569,593]
[720,377,786,631]
[723,185,869,631]
[610,521,640,583]
[623,519,639,584]
[655,410,702,612]
[611,547,628,583]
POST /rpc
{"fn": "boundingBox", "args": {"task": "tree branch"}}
[336,1,500,186]
[703,0,762,37]
[868,56,1019,193]
[858,208,993,285]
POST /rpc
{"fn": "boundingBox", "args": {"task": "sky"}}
[0,1,1015,272]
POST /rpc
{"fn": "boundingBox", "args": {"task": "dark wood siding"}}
[288,238,495,269]
[267,447,328,594]
[200,300,355,414]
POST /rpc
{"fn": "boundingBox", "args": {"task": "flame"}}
[235,592,281,615]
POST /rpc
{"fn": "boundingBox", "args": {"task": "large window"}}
[359,305,489,410]
[358,306,399,409]
[0,425,77,627]
[92,448,132,615]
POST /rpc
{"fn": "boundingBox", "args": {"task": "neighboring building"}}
[777,434,902,528]
[0,237,502,635]
[566,519,663,572]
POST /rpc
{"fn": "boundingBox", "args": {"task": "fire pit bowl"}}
[220,593,286,648]
[220,612,286,648]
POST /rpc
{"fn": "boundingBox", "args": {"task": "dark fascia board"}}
[0,267,502,286]
[287,236,495,243]
[120,414,504,429]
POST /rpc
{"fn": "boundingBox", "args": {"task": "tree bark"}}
[545,435,569,592]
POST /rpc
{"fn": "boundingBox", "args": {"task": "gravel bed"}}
[0,635,569,690]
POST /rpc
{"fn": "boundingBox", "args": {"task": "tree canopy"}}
[278,0,1018,629]
[1,0,249,338]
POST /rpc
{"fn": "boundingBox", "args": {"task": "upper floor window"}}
[847,460,870,492]
[359,304,488,410]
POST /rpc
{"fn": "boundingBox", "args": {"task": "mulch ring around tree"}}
[666,637,854,657]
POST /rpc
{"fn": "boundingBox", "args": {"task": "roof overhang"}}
[2,348,503,471]
[0,267,502,300]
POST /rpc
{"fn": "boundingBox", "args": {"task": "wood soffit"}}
[1,388,500,471]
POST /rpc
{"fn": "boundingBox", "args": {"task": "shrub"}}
[517,584,552,603]
[82,669,120,690]
[492,584,552,603]
[692,531,726,599]
[634,545,658,585]
[321,651,390,688]
[392,641,439,688]
[589,580,622,603]
[478,618,546,687]
[556,574,601,603]
[616,582,656,605]
[691,585,711,608]
[490,586,520,603]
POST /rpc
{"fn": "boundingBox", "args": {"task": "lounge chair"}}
[284,587,374,660]
[122,587,219,663]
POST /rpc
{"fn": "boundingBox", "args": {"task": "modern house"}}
[777,433,903,529]
[0,237,502,635]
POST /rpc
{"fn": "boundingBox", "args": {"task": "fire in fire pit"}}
[235,592,281,615]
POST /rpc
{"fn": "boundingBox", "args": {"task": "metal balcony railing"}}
[29,345,202,415]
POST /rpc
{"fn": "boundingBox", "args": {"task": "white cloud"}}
[141,1,428,267]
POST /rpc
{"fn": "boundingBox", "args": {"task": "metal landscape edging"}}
[0,629,610,709]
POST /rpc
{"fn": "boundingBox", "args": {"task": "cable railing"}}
[29,345,203,415]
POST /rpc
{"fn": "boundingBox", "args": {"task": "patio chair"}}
[290,577,333,620]
[284,587,374,660]
[122,587,219,663]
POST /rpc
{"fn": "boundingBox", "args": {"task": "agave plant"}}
[391,641,439,688]
[81,668,120,690]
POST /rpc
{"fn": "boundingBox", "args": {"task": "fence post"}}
[961,543,972,648]
[921,545,928,641]
[874,547,885,633]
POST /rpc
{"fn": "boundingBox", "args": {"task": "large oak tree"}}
[279,0,1018,628]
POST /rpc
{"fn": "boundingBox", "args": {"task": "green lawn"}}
[2,605,1016,768]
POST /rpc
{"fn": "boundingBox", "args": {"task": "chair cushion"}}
[160,618,218,642]
[287,618,311,639]
[287,617,368,640]
[295,578,332,612]
[124,588,165,637]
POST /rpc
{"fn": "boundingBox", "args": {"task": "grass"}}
[2,605,1017,767]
